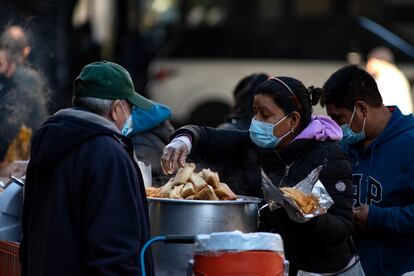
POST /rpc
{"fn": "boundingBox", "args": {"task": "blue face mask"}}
[122,115,133,136]
[340,106,366,145]
[120,103,133,136]
[249,115,290,148]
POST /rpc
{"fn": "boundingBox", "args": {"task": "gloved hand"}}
[161,135,192,175]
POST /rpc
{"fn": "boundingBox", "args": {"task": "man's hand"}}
[161,135,192,175]
[353,204,369,232]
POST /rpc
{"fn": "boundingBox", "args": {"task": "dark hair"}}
[320,65,382,109]
[227,73,269,122]
[254,76,322,132]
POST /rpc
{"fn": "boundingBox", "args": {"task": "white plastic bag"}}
[138,161,152,187]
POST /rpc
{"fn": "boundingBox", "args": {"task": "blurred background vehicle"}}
[1,0,414,127]
[145,1,414,126]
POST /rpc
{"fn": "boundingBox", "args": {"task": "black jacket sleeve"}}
[172,125,252,167]
[82,138,148,275]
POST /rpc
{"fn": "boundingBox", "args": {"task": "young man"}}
[320,65,414,275]
[20,61,154,275]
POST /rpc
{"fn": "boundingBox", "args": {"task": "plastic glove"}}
[161,135,192,175]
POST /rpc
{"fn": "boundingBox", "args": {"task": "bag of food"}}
[262,166,334,223]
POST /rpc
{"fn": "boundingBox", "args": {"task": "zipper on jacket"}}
[279,162,295,187]
[272,150,295,187]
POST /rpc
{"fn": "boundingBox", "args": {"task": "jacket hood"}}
[344,106,414,177]
[129,102,171,135]
[371,106,414,147]
[294,115,342,142]
[29,108,124,169]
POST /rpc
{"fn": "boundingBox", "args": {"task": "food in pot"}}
[199,169,220,189]
[280,187,320,214]
[145,187,167,198]
[181,182,197,198]
[170,184,184,199]
[173,163,196,184]
[160,178,176,195]
[146,164,238,200]
[193,185,219,200]
[189,173,208,191]
[214,183,237,200]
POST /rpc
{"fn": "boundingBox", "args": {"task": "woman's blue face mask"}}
[340,106,366,145]
[249,115,291,148]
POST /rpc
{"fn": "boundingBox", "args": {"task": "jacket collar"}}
[256,139,318,166]
[55,108,120,133]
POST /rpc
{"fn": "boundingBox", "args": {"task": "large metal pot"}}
[147,196,261,276]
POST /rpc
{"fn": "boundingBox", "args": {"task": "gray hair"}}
[72,96,114,116]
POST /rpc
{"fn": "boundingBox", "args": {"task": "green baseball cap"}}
[73,61,153,110]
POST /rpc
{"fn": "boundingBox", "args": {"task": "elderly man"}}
[321,65,414,275]
[19,61,154,276]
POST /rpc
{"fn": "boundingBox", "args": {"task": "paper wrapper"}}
[262,166,334,223]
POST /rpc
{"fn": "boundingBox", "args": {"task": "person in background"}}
[1,25,51,100]
[20,61,154,276]
[0,47,47,165]
[127,101,175,187]
[0,25,31,65]
[210,73,268,195]
[366,46,413,114]
[219,73,269,130]
[320,65,414,275]
[162,76,363,275]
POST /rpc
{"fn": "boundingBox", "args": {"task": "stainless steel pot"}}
[147,196,261,276]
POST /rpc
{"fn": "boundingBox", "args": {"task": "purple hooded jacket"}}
[294,115,342,142]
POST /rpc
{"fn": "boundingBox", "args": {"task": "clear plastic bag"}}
[262,166,334,223]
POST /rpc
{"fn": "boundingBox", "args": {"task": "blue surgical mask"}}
[122,115,133,136]
[249,115,290,148]
[340,106,366,145]
[120,103,133,136]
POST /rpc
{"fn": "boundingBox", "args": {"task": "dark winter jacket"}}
[218,117,252,131]
[19,108,154,276]
[172,125,355,275]
[0,66,48,161]
[130,120,175,187]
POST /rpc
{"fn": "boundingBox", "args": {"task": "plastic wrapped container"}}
[193,231,285,276]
